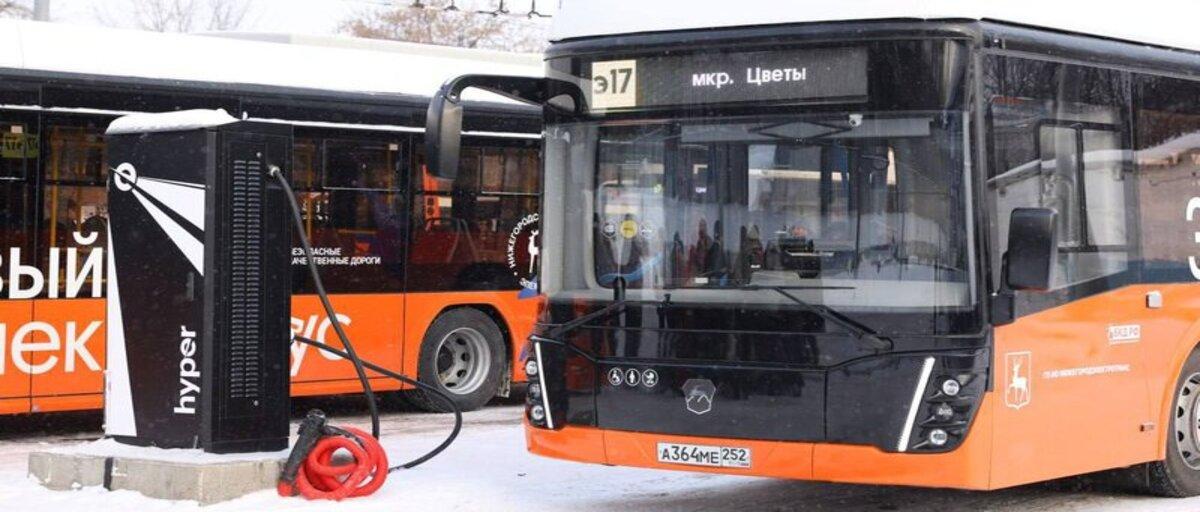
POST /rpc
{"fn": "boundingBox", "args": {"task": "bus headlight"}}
[524,359,539,377]
[530,404,546,422]
[941,378,961,397]
[528,382,541,399]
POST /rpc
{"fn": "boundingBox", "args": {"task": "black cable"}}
[270,167,462,471]
[270,167,380,439]
[292,335,463,471]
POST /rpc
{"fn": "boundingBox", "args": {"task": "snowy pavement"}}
[2,403,1200,511]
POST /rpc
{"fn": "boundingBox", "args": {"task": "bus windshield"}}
[543,110,974,318]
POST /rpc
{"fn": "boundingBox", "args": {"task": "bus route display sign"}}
[588,47,868,111]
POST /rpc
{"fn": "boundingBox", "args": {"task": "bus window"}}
[292,138,320,191]
[482,147,540,194]
[590,117,966,295]
[291,137,405,294]
[324,139,402,191]
[0,113,36,303]
[1135,75,1200,282]
[40,121,109,299]
[292,139,327,246]
[986,57,1132,292]
[0,120,35,180]
[410,143,540,291]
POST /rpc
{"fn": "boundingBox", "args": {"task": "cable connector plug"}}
[277,409,327,496]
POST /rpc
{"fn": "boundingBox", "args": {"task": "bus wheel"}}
[408,308,505,413]
[1146,350,1200,497]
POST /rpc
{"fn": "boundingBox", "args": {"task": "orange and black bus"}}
[0,20,544,415]
[426,2,1200,496]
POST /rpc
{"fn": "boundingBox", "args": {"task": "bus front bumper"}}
[524,395,997,490]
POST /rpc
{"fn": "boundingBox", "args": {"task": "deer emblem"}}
[1005,352,1032,409]
[527,229,540,274]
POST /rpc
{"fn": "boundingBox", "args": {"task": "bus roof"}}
[0,19,543,103]
[551,0,1200,54]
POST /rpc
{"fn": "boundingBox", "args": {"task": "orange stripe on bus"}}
[0,291,541,413]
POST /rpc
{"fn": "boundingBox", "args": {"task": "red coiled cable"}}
[277,426,389,500]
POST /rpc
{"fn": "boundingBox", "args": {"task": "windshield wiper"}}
[531,279,632,363]
[743,285,893,352]
[540,299,627,342]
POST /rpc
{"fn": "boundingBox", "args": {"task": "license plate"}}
[656,442,751,469]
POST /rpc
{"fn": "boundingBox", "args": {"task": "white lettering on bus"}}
[0,320,102,376]
[691,72,734,89]
[745,66,806,86]
[1,233,104,299]
[12,322,59,375]
[1042,364,1131,380]
[290,246,380,267]
[65,321,102,372]
[289,313,353,376]
[1187,197,1200,280]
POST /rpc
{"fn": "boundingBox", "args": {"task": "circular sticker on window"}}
[507,213,539,295]
[619,219,638,239]
[639,222,654,238]
[602,220,617,239]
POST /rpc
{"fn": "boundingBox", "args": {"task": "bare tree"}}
[132,0,198,32]
[206,0,250,31]
[0,0,32,19]
[340,1,546,52]
[96,0,252,32]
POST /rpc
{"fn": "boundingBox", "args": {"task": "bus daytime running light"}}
[941,378,961,397]
[530,405,546,422]
[928,429,949,447]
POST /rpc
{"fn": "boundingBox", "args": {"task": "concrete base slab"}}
[28,439,287,505]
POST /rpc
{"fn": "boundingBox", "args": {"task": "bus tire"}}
[1145,349,1200,497]
[408,308,505,413]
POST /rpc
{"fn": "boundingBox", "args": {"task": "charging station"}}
[103,110,293,453]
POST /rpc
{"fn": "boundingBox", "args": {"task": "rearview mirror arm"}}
[425,74,584,180]
[435,74,585,112]
[990,253,1015,326]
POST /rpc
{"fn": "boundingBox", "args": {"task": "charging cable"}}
[270,167,463,500]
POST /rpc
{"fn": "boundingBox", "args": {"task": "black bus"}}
[427,2,1200,497]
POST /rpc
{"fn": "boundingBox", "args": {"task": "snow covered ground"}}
[1,403,1199,511]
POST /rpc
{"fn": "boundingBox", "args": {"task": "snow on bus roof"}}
[552,0,1200,54]
[105,109,239,135]
[0,19,543,103]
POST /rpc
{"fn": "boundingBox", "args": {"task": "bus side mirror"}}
[426,91,463,181]
[1005,207,1058,291]
[426,74,586,180]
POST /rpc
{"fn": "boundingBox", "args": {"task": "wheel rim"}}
[1175,372,1200,470]
[434,327,491,395]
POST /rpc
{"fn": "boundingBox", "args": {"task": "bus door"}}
[987,64,1154,485]
[0,111,38,413]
